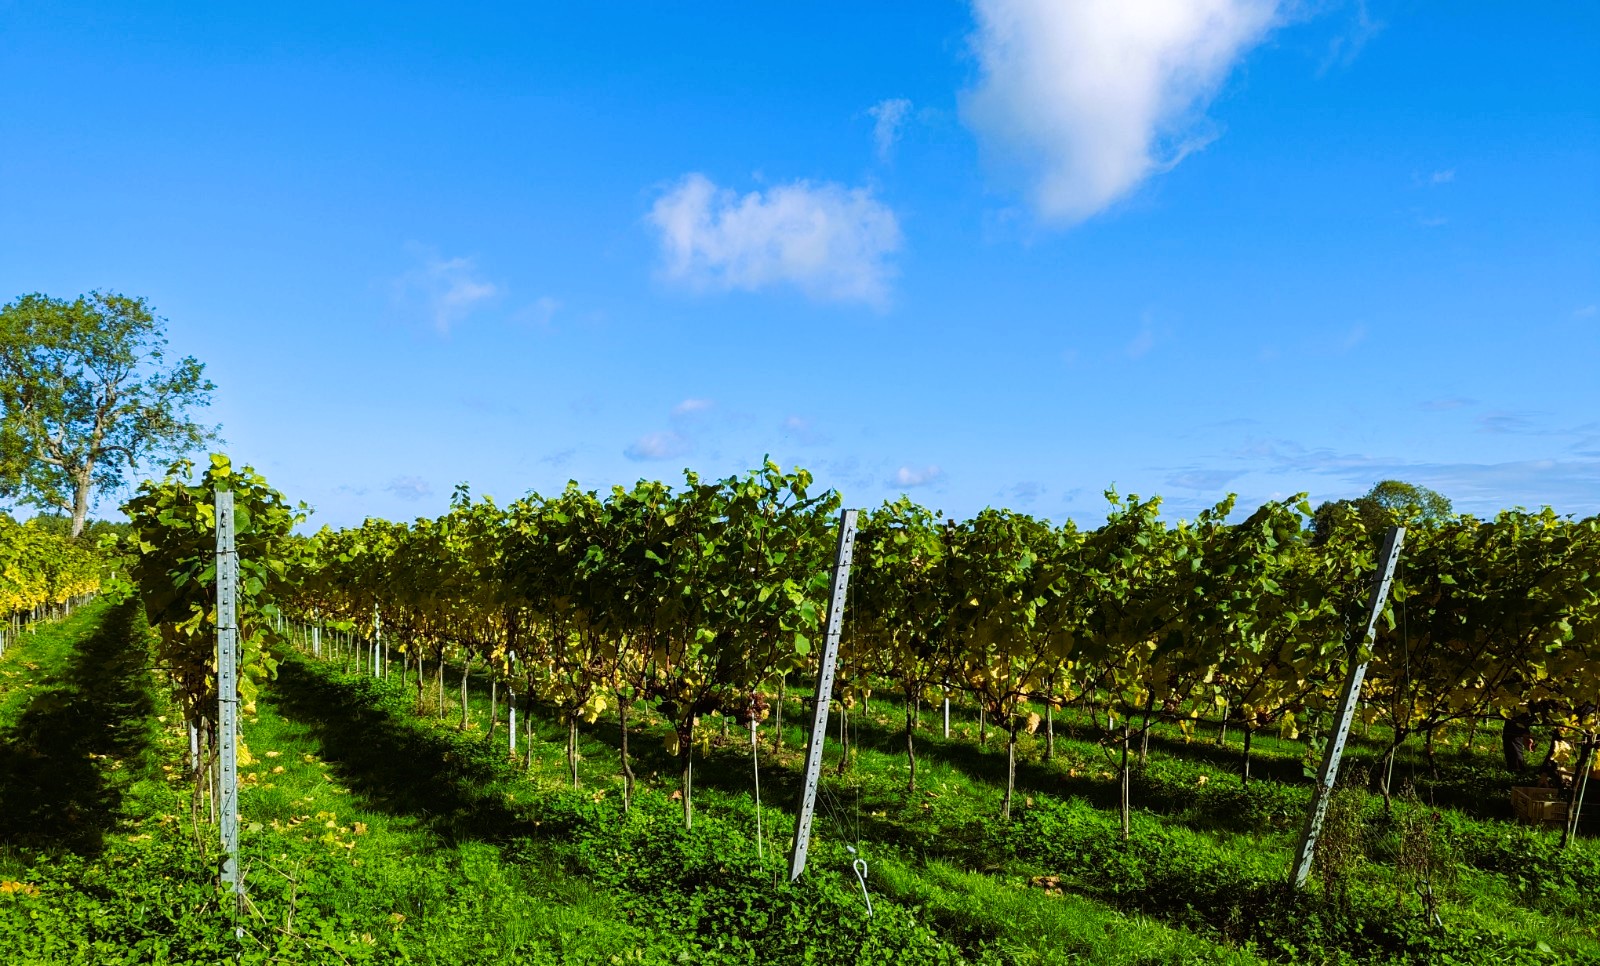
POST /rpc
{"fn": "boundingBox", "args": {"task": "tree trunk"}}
[619,695,635,813]
[1375,740,1401,810]
[488,679,498,739]
[567,715,580,789]
[523,700,535,771]
[904,682,918,791]
[1241,726,1254,787]
[1120,722,1132,840]
[69,473,92,540]
[771,678,785,755]
[679,735,694,829]
[980,705,988,746]
[435,655,445,718]
[460,657,471,730]
[1139,693,1155,765]
[1561,735,1593,849]
[1424,725,1440,779]
[836,704,850,776]
[1044,682,1055,762]
[1003,724,1018,821]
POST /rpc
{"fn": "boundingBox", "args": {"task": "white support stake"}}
[216,487,242,899]
[787,508,858,883]
[1291,525,1404,888]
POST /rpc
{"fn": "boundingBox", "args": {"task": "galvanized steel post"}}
[787,508,858,883]
[216,487,242,898]
[1291,526,1404,888]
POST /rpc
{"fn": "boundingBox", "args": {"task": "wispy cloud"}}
[1167,468,1244,490]
[392,244,500,334]
[1126,319,1160,359]
[1419,397,1476,412]
[780,415,829,446]
[867,98,913,162]
[962,0,1280,224]
[1574,304,1597,320]
[513,296,560,329]
[1231,436,1600,515]
[1004,481,1043,506]
[1477,412,1540,435]
[648,173,902,306]
[892,465,945,488]
[624,430,692,462]
[671,398,715,417]
[1319,0,1383,75]
[385,476,433,501]
[1429,168,1455,185]
[539,448,577,468]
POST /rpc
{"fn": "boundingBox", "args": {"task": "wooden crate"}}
[1512,787,1569,825]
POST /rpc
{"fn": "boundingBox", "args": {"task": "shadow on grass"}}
[0,600,158,854]
[267,656,536,845]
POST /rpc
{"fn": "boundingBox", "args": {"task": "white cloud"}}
[624,431,692,462]
[963,0,1279,224]
[648,173,902,307]
[393,244,500,333]
[672,398,715,417]
[868,98,913,161]
[1574,304,1597,319]
[1429,169,1455,185]
[893,465,945,488]
[385,476,433,501]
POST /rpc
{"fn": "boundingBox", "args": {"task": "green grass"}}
[2,614,1596,964]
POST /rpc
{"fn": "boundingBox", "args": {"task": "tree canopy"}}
[1313,479,1453,544]
[0,292,215,538]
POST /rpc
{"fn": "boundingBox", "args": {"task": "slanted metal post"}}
[1292,525,1404,888]
[216,487,242,898]
[788,508,858,882]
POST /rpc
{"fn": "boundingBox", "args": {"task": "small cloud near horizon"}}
[893,465,944,488]
[672,398,715,417]
[385,476,433,501]
[624,430,693,461]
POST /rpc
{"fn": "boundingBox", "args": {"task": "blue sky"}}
[3,2,1597,528]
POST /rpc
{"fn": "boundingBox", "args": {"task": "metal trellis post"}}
[1291,525,1404,888]
[216,487,242,899]
[787,508,858,883]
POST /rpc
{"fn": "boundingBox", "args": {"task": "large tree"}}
[0,292,215,538]
[1312,479,1452,545]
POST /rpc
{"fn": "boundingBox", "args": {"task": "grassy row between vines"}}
[0,601,1256,965]
[302,636,1600,965]
[1,606,1594,963]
